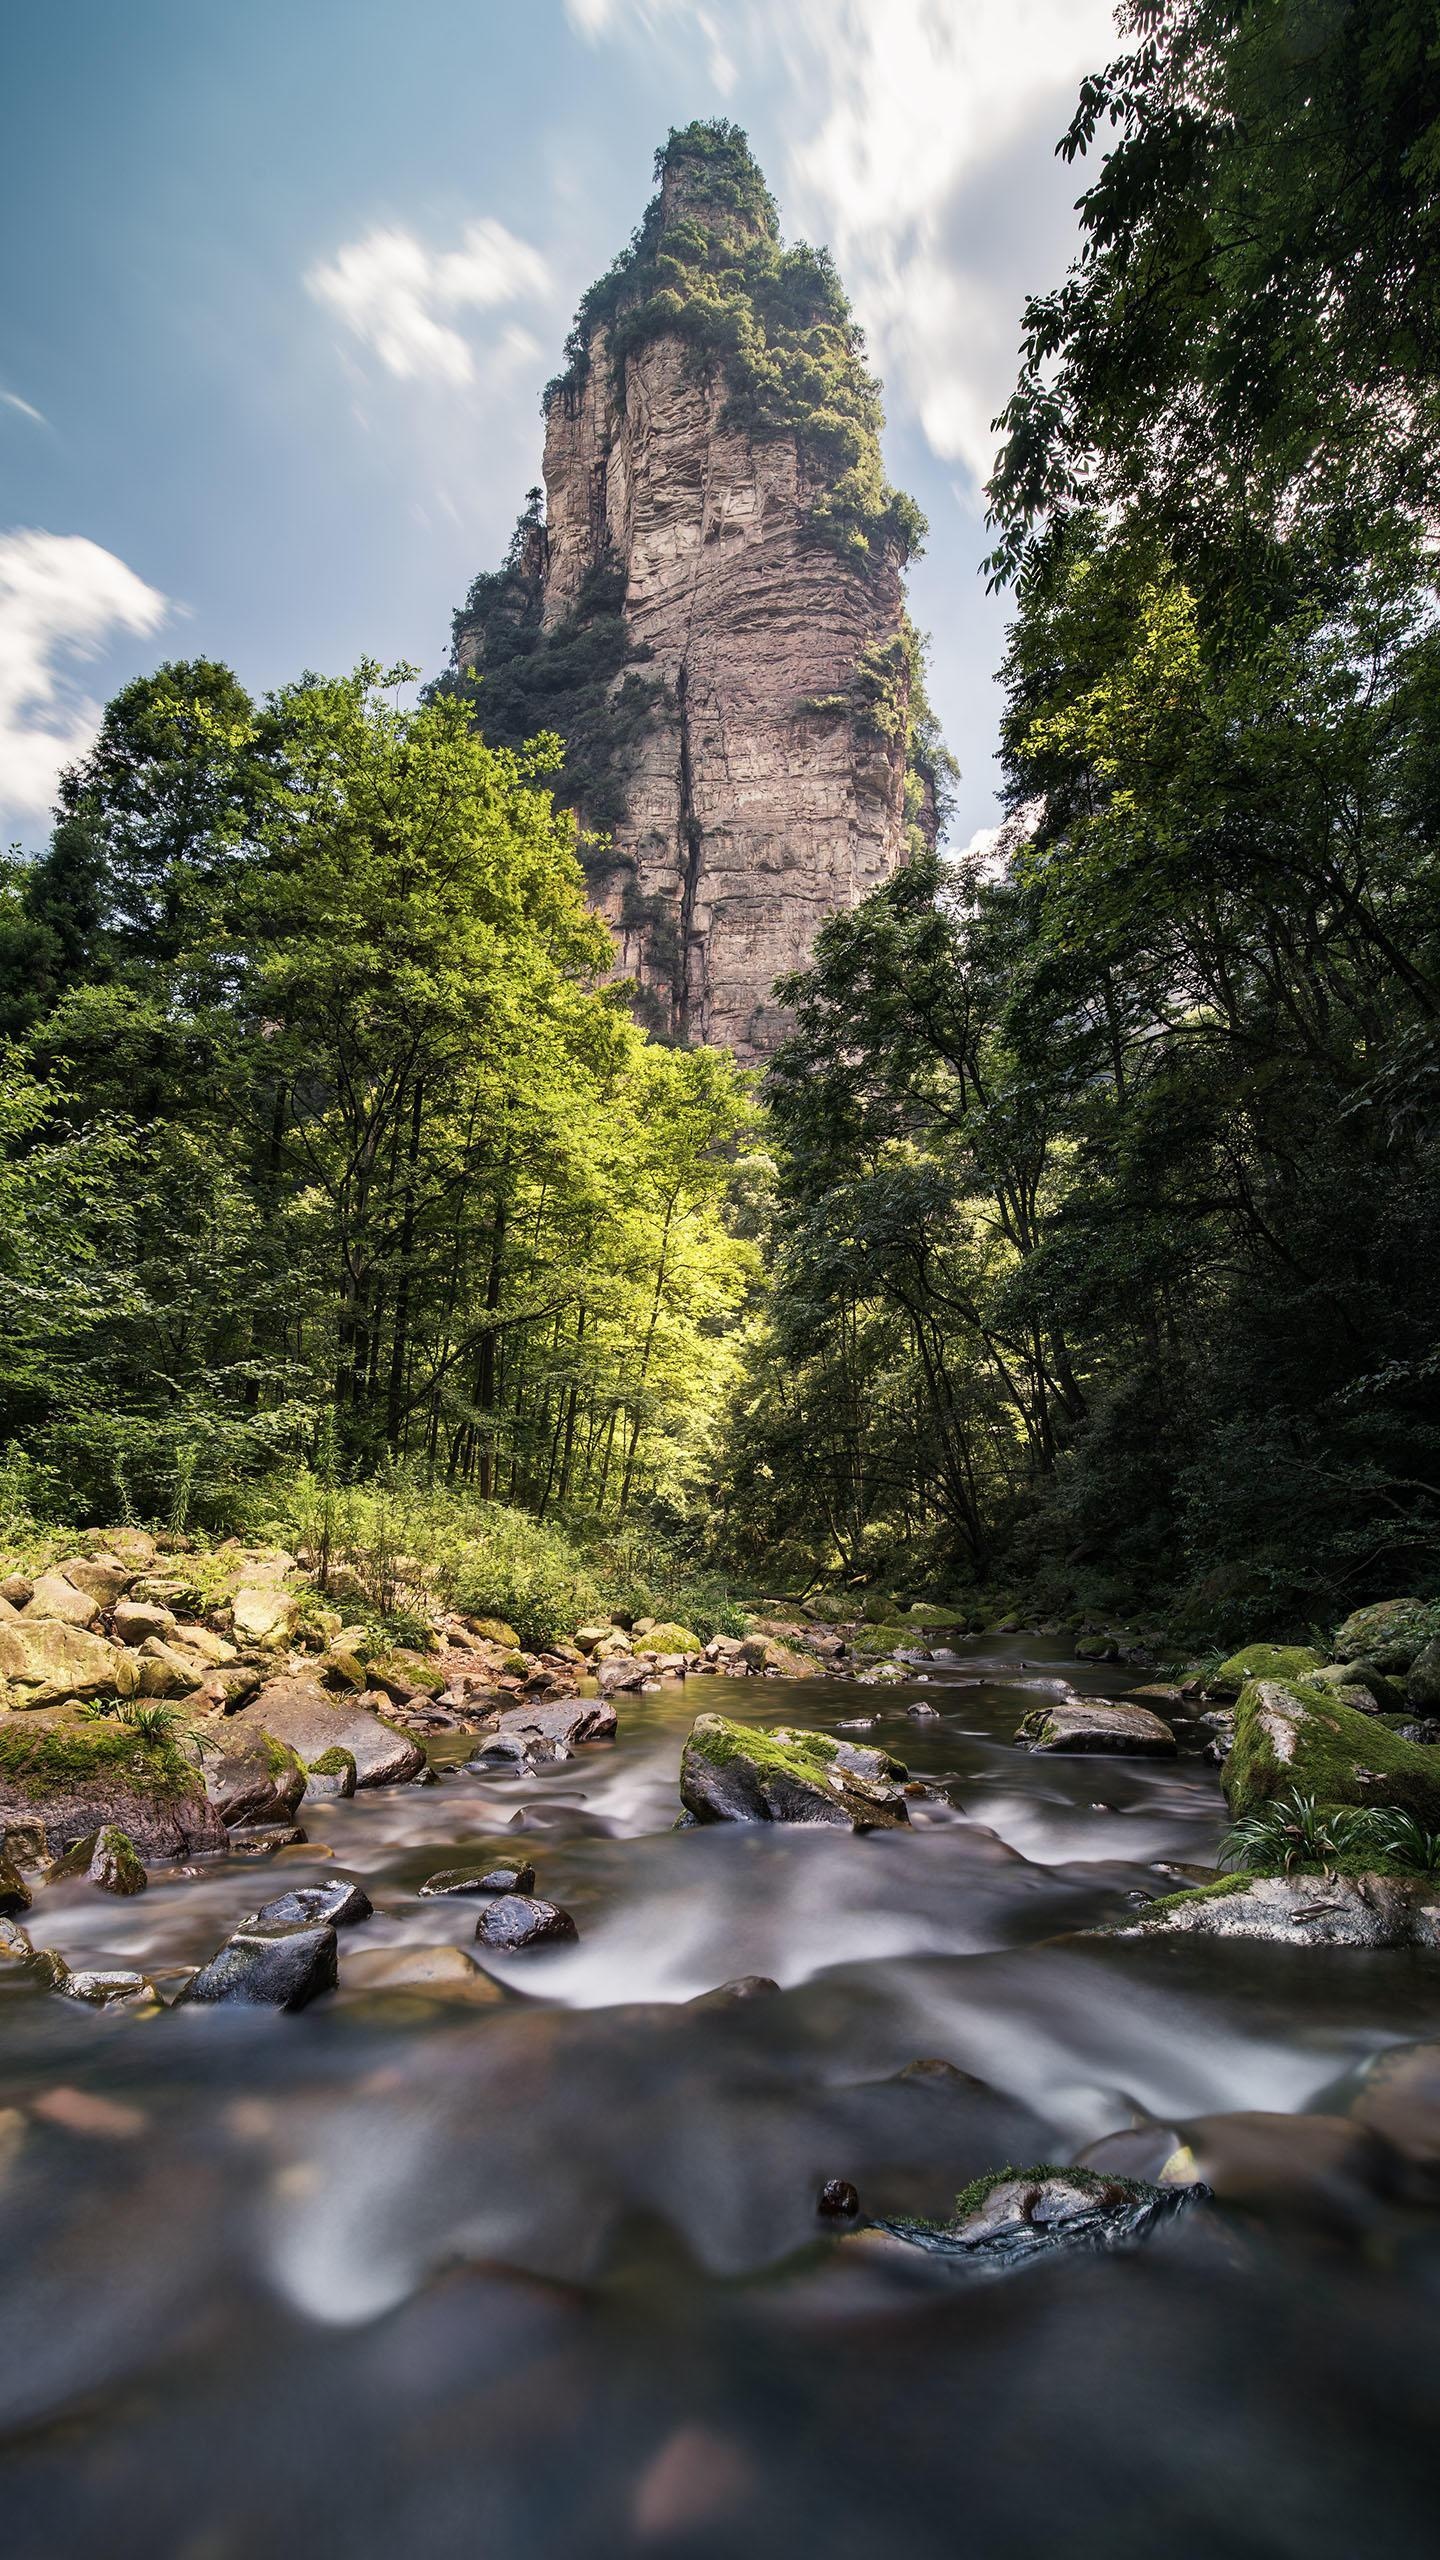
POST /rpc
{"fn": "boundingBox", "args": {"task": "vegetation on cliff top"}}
[549,120,925,567]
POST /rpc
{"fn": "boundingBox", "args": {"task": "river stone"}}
[180,1920,339,2010]
[858,2168,1201,2267]
[0,1708,227,1858]
[1015,1699,1177,1756]
[469,1696,617,1771]
[0,1915,33,1960]
[60,1966,158,2007]
[231,1565,299,1647]
[473,1893,578,1950]
[227,1822,309,1855]
[51,1823,148,1894]
[0,1620,131,1707]
[27,1571,103,1629]
[0,1851,30,1914]
[199,1724,306,1829]
[241,1880,373,1931]
[111,1597,178,1646]
[227,1678,425,1788]
[1108,1870,1440,1947]
[678,1713,910,1831]
[420,1862,537,1897]
[59,1555,135,1607]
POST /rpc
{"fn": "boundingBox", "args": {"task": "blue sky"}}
[0,0,1119,853]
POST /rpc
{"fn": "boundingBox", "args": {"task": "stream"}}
[3,1636,1438,2557]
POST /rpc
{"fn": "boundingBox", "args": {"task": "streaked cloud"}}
[570,0,1119,494]
[1,390,47,427]
[306,217,551,387]
[0,529,168,821]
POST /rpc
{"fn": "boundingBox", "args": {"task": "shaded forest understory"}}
[2,3,1438,1644]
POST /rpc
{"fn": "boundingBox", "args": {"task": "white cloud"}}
[566,0,737,91]
[0,530,168,820]
[571,0,1120,493]
[1,391,47,428]
[306,217,551,386]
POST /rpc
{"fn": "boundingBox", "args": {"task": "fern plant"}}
[1222,1792,1373,1876]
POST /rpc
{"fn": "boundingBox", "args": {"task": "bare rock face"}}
[449,125,936,1060]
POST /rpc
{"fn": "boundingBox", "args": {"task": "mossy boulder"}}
[1405,1638,1440,1714]
[0,1709,226,1858]
[679,1712,909,1830]
[643,1622,702,1656]
[1207,1642,1325,1699]
[468,1617,523,1650]
[1224,1678,1440,1826]
[51,1822,148,1895]
[1332,1599,1440,1674]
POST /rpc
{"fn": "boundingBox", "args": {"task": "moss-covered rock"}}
[468,1617,523,1650]
[0,1709,225,1857]
[1106,1869,1440,1947]
[679,1712,909,1829]
[1332,1599,1440,1673]
[859,2165,1199,2265]
[643,1622,702,1656]
[1208,1642,1324,1698]
[51,1822,148,1895]
[1224,1678,1440,1826]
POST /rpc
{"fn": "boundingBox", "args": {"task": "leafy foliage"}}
[0,658,757,1536]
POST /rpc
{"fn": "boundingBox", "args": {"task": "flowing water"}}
[3,1638,1438,2557]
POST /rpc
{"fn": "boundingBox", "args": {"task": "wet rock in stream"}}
[1107,1869,1440,1947]
[178,1920,339,2010]
[469,1697,618,1772]
[854,2166,1204,2269]
[240,1880,373,1931]
[50,1822,148,1895]
[420,1861,537,1898]
[473,1893,579,1951]
[678,1713,910,1830]
[1016,1699,1178,1756]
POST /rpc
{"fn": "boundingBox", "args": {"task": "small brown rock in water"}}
[818,2178,860,2219]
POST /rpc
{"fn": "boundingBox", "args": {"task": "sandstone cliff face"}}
[450,125,932,1060]
[539,337,913,1055]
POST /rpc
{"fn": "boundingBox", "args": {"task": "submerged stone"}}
[678,1713,909,1830]
[687,1975,781,2008]
[419,1862,536,1898]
